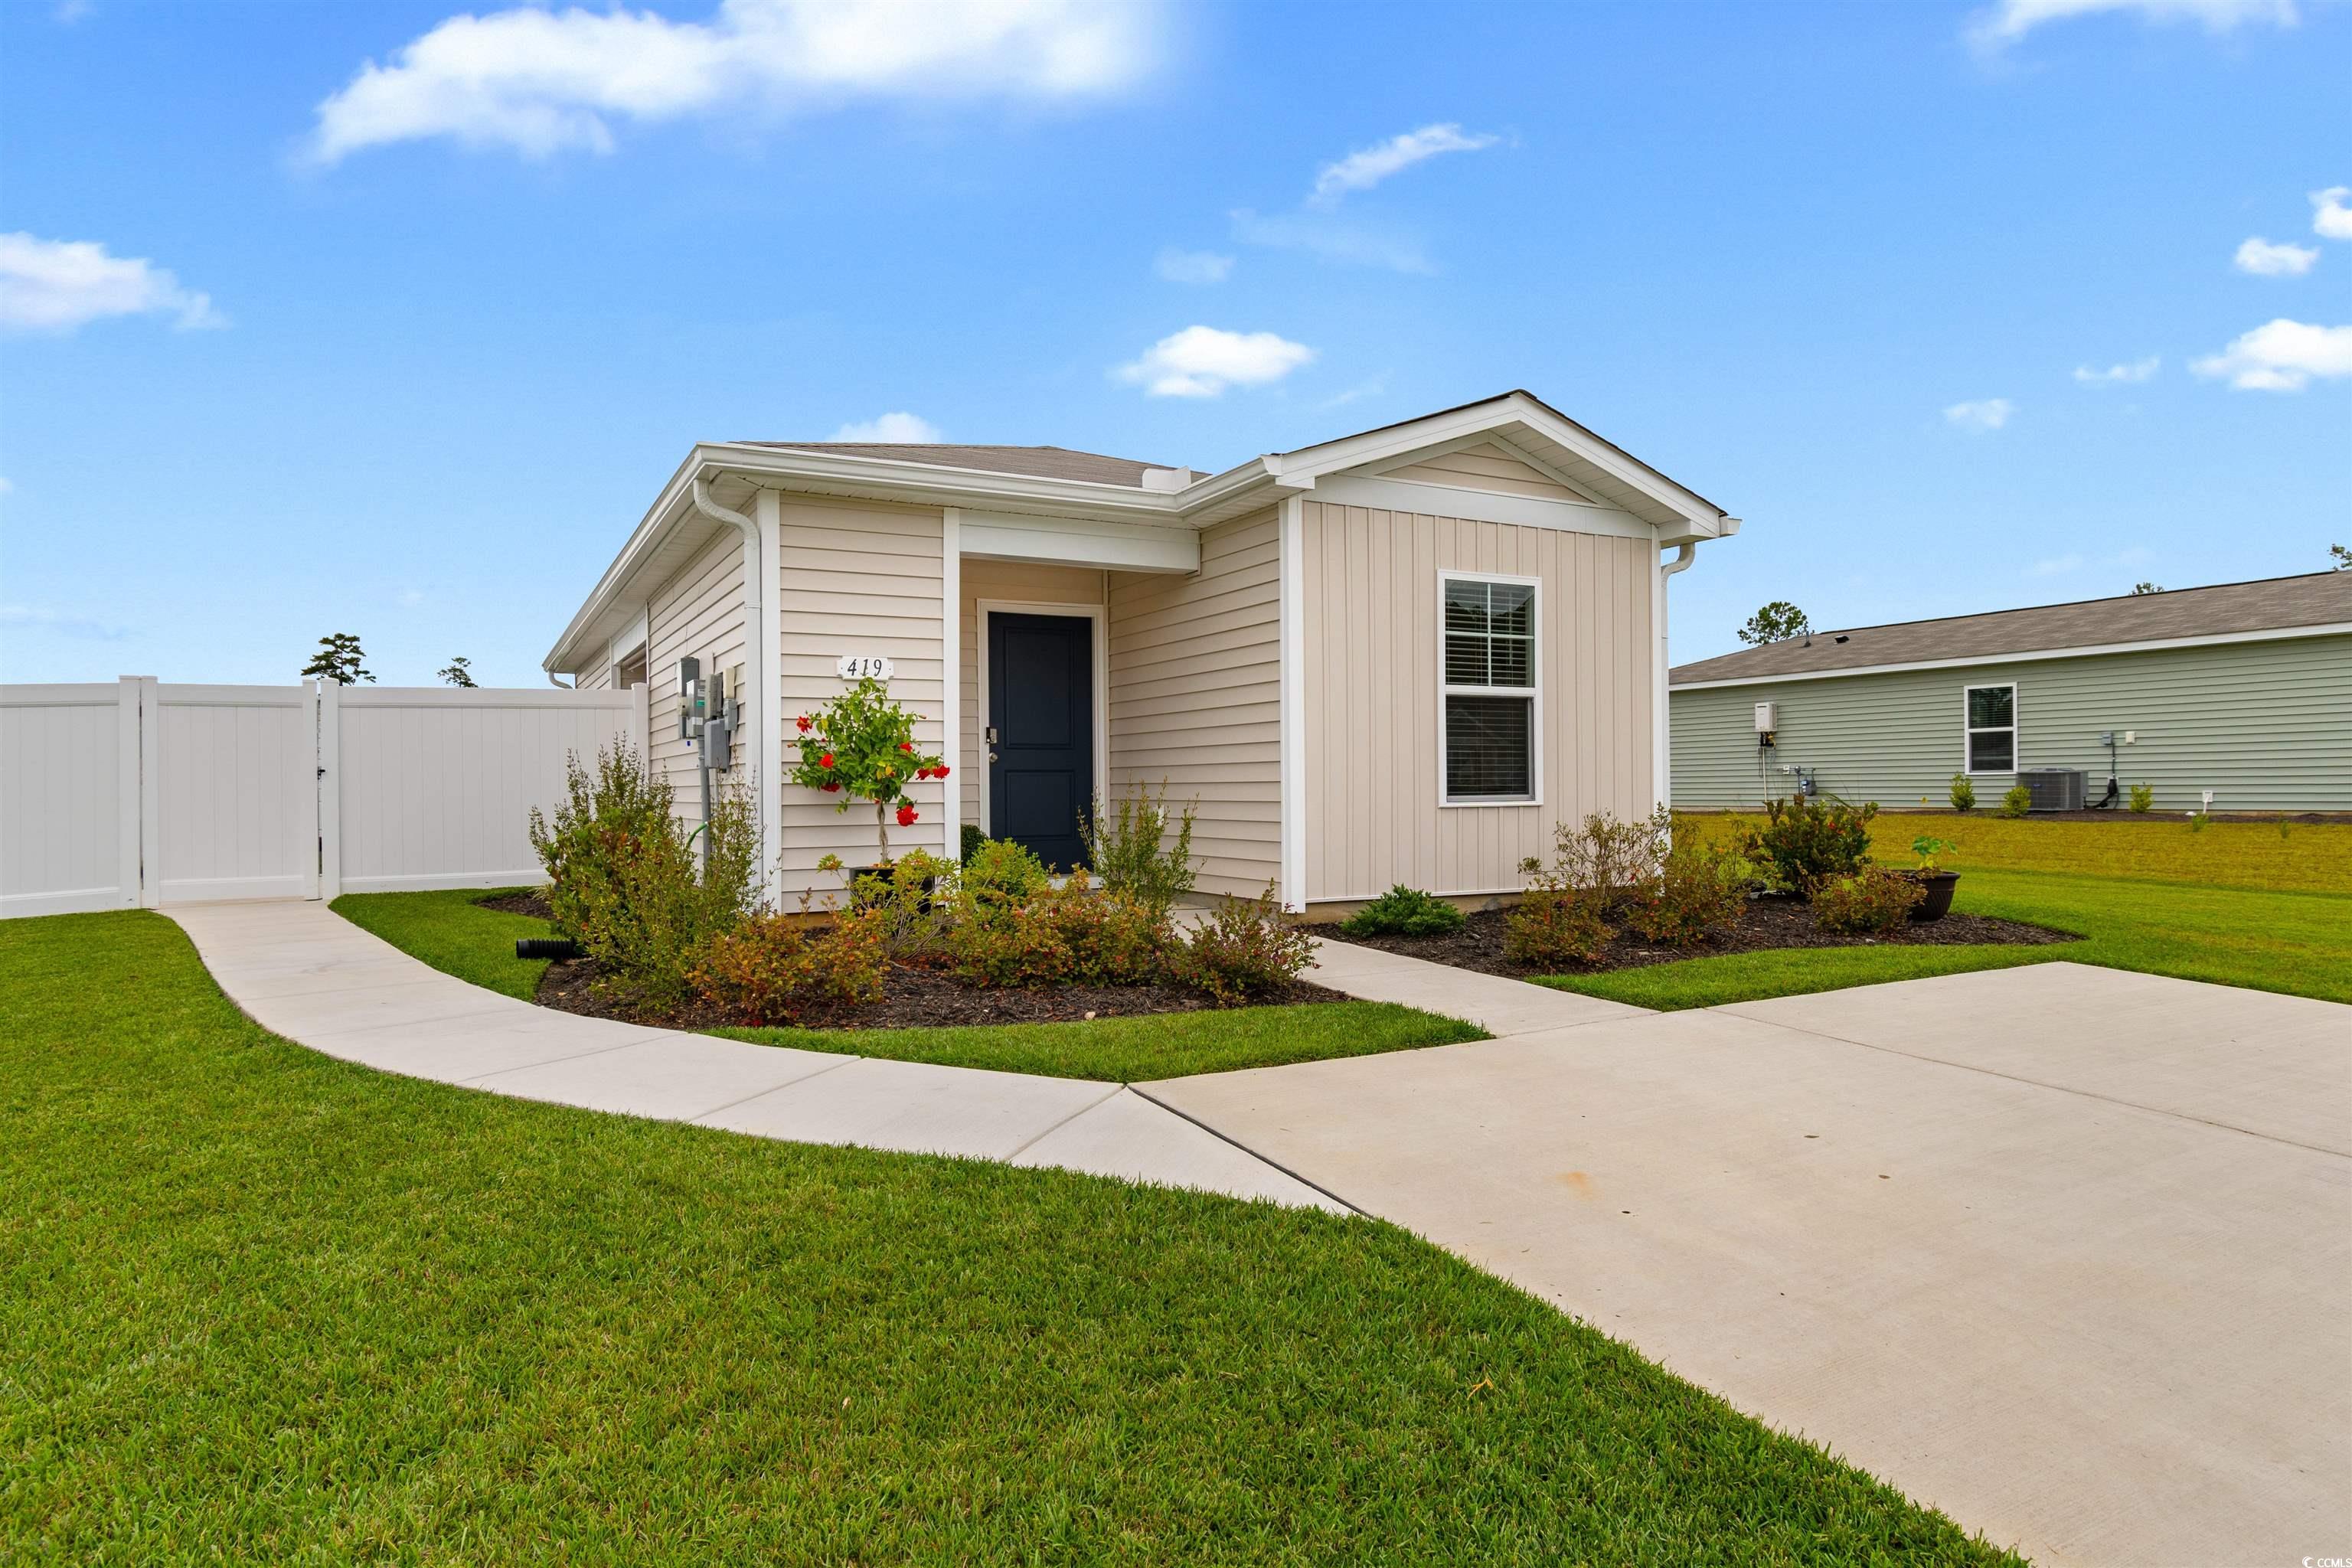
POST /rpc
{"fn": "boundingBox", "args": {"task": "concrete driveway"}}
[1149,962,2352,1567]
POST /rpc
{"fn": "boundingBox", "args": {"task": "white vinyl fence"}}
[1,678,645,918]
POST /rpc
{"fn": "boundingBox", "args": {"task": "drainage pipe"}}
[688,477,776,898]
[1653,542,1697,812]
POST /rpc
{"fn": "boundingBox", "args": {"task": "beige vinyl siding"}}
[1384,442,1589,503]
[959,560,1104,828]
[573,662,614,692]
[776,498,948,890]
[1106,511,1282,897]
[1302,502,1655,902]
[645,531,749,823]
[1669,632,2352,813]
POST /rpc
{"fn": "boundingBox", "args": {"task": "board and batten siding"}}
[1669,632,2352,813]
[775,498,949,890]
[1301,502,1655,903]
[1106,511,1282,898]
[959,559,1103,830]
[645,529,750,828]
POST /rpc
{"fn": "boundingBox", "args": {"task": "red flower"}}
[822,781,840,793]
[795,714,812,733]
[916,766,935,780]
[896,804,919,827]
[818,753,835,769]
[900,740,915,752]
[934,763,950,779]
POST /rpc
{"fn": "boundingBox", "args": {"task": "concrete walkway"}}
[1304,934,1647,1036]
[165,900,1341,1211]
[1146,962,2352,1568]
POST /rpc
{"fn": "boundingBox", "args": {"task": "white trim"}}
[1962,680,2018,776]
[972,599,1109,844]
[753,489,786,903]
[115,675,142,909]
[1278,496,1307,910]
[136,675,159,908]
[940,508,962,858]
[959,508,1197,573]
[1671,621,2352,691]
[1436,569,1544,809]
[1306,473,1651,540]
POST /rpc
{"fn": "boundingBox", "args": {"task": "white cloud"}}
[0,234,225,335]
[0,603,130,641]
[2025,553,2084,577]
[2234,236,2318,276]
[2312,186,2352,241]
[1970,0,2296,48]
[1115,325,1314,398]
[1315,374,1389,411]
[1229,208,1432,273]
[0,475,12,495]
[1154,248,1233,285]
[826,411,941,443]
[2190,318,2352,390]
[1309,122,1498,207]
[2073,355,2159,384]
[1944,397,2014,431]
[309,0,1162,164]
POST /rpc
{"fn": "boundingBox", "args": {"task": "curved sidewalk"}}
[165,900,1344,1212]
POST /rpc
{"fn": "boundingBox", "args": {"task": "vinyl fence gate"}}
[1,678,646,919]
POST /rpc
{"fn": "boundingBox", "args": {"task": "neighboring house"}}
[1668,572,2352,814]
[544,390,1740,911]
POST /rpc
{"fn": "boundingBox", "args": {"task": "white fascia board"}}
[1668,621,2352,691]
[1273,393,1729,535]
[1305,474,1655,540]
[960,509,1200,573]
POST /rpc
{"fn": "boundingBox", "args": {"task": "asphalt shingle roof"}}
[737,443,1175,487]
[1670,571,2352,685]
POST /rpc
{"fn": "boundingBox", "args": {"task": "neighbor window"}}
[1441,574,1538,802]
[1965,684,2016,773]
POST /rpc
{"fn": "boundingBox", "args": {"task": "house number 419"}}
[836,655,894,681]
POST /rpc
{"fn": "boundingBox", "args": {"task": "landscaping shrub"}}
[2128,782,2154,813]
[1080,781,1198,914]
[1521,806,1670,910]
[1949,773,1976,812]
[1341,885,1465,937]
[1999,784,2032,819]
[528,741,759,1013]
[1741,794,1877,894]
[960,823,987,864]
[1625,838,1751,947]
[949,896,1072,988]
[1171,883,1315,1004]
[948,873,1174,989]
[694,907,888,1024]
[961,838,1050,916]
[1503,888,1611,968]
[848,849,958,960]
[1809,867,1925,934]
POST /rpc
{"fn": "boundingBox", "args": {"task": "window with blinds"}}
[1441,574,1538,802]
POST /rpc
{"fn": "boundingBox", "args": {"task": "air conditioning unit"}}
[2018,768,2086,812]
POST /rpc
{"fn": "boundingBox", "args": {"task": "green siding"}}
[1669,633,2351,813]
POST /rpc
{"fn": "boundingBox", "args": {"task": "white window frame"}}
[1962,681,2018,775]
[1437,569,1543,808]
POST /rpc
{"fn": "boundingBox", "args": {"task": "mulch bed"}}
[479,888,1345,1031]
[1318,898,2077,980]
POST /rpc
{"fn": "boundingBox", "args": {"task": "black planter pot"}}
[514,936,583,961]
[1904,871,1960,923]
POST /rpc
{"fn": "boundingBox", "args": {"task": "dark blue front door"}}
[988,612,1093,871]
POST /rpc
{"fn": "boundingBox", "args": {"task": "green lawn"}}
[332,887,1485,1081]
[331,886,554,1001]
[1543,868,2352,1011]
[2,910,2012,1565]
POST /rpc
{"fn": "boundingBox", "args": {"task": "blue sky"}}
[3,0,2346,685]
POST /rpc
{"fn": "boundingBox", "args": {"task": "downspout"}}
[689,477,776,900]
[547,671,574,689]
[1654,542,1697,812]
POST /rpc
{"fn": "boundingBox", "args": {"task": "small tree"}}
[2131,581,2164,596]
[301,632,373,684]
[437,656,477,688]
[786,677,946,862]
[1736,601,1810,646]
[2331,543,2350,570]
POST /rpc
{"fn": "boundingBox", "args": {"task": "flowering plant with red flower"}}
[785,676,945,858]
